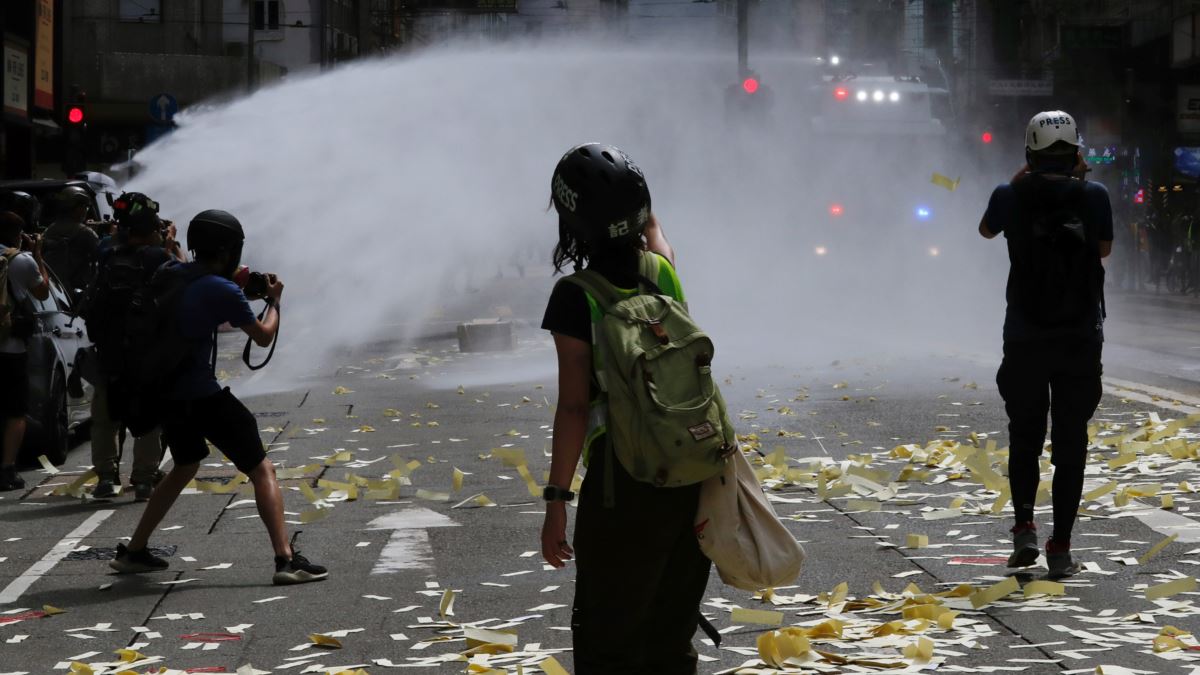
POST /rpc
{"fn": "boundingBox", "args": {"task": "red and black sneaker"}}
[1007,521,1039,568]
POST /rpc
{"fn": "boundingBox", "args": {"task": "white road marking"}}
[0,510,115,605]
[366,507,458,574]
[1103,376,1200,414]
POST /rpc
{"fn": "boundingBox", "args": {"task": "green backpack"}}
[564,252,735,504]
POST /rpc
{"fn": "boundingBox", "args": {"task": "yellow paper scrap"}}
[516,463,541,498]
[309,633,343,649]
[931,173,960,191]
[730,607,784,626]
[416,489,450,502]
[42,604,66,615]
[990,486,1012,515]
[846,499,881,512]
[906,534,928,549]
[1162,494,1175,510]
[1153,626,1193,653]
[1138,534,1178,566]
[1107,453,1136,470]
[463,627,518,650]
[324,450,353,466]
[1084,480,1117,501]
[115,648,147,663]
[332,386,353,395]
[37,454,60,474]
[969,576,1019,609]
[440,588,457,618]
[902,636,935,661]
[937,610,959,629]
[491,448,528,467]
[757,627,812,668]
[1146,576,1197,601]
[452,468,465,493]
[1023,580,1065,597]
[68,663,94,675]
[299,508,330,524]
[539,657,570,675]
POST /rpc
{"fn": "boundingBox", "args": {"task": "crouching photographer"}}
[112,209,328,586]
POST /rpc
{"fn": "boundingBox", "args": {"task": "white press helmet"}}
[1025,111,1081,152]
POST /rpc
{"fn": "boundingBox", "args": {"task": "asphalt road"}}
[2,276,1200,675]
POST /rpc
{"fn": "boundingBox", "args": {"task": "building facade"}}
[2,0,62,179]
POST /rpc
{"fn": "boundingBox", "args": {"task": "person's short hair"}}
[1030,140,1078,171]
[0,211,26,247]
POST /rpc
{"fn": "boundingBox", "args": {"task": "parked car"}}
[0,177,116,231]
[18,271,92,466]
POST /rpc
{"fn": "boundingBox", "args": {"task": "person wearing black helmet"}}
[0,191,43,233]
[111,209,328,586]
[81,193,183,501]
[41,186,99,303]
[540,143,705,674]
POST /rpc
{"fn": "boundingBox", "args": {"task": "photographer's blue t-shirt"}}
[171,266,257,400]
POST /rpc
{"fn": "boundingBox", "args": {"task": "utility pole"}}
[737,0,749,79]
[247,0,256,91]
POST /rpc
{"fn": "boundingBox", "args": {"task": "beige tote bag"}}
[694,448,805,591]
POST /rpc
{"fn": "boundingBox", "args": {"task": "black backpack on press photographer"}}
[1013,175,1105,328]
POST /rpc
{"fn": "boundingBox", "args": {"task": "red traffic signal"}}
[67,106,85,125]
[833,86,849,101]
[981,131,994,144]
[742,77,760,94]
[829,203,844,217]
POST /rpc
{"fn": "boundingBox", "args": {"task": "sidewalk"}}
[1107,287,1200,312]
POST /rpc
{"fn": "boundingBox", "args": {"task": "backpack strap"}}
[561,270,624,314]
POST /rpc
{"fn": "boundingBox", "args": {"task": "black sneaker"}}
[133,482,154,502]
[1045,538,1082,580]
[93,477,118,500]
[273,552,328,585]
[1007,522,1039,568]
[109,543,169,574]
[0,466,25,492]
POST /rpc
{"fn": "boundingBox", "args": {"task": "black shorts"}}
[163,388,266,474]
[0,352,29,419]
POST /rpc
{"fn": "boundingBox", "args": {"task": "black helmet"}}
[113,192,161,234]
[551,143,651,250]
[56,185,92,209]
[187,209,244,254]
[0,191,41,231]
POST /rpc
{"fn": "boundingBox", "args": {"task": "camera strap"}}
[242,303,278,371]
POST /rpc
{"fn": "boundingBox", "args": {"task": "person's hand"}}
[164,221,178,243]
[541,502,574,568]
[266,274,284,301]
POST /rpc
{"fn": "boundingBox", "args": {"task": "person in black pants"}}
[979,110,1113,579]
[540,143,709,674]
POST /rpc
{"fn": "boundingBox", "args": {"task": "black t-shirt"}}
[984,175,1113,342]
[541,250,647,345]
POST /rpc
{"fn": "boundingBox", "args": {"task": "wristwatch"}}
[542,485,575,502]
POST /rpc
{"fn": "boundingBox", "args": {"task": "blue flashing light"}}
[916,206,932,220]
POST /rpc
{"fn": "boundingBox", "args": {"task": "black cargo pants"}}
[571,444,711,675]
[997,337,1103,541]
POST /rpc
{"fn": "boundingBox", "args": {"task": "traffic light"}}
[742,77,759,94]
[981,131,994,144]
[724,73,772,124]
[63,91,88,175]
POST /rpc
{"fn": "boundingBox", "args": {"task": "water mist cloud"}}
[127,43,1008,382]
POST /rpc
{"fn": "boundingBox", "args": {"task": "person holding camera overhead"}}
[0,212,51,492]
[111,209,329,586]
[81,193,185,501]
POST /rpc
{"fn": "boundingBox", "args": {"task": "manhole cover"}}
[63,545,177,561]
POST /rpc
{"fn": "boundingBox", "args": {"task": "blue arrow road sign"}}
[149,93,178,123]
